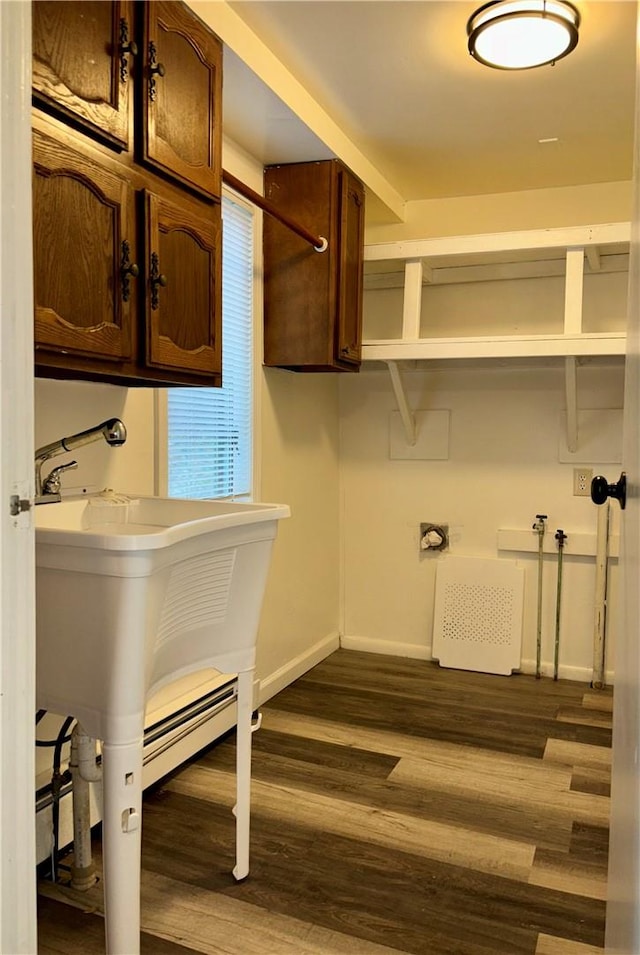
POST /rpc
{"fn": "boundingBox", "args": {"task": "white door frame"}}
[604,3,640,951]
[0,2,37,952]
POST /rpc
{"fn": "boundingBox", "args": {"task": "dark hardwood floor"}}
[38,650,612,954]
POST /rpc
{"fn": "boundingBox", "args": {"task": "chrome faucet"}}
[35,418,127,504]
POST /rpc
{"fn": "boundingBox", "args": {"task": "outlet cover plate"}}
[573,468,593,496]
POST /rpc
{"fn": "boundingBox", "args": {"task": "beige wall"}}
[350,177,632,681]
[257,368,340,694]
[366,181,633,244]
[339,363,623,680]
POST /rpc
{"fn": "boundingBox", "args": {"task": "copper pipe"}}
[222,169,328,252]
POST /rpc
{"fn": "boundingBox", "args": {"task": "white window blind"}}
[167,194,253,499]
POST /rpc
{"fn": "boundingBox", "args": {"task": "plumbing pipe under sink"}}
[69,724,100,891]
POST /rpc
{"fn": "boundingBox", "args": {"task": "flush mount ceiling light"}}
[467,0,580,70]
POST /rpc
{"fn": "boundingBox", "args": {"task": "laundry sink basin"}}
[35,492,290,741]
[35,492,289,541]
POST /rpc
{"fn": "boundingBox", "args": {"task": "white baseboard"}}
[258,632,340,704]
[519,657,615,685]
[339,634,431,660]
[339,637,614,685]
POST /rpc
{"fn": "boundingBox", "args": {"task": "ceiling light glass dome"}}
[467,0,580,70]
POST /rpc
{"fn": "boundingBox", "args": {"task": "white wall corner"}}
[258,632,340,705]
[339,635,433,660]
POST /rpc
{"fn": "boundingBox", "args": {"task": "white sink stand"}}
[99,665,255,954]
[35,495,290,954]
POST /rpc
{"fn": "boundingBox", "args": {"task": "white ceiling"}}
[220,1,637,224]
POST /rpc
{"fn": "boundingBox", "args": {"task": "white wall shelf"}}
[362,222,630,446]
[362,332,625,362]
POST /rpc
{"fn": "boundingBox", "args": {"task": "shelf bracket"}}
[565,356,578,452]
[386,360,417,446]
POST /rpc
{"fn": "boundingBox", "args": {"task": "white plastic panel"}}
[432,556,524,675]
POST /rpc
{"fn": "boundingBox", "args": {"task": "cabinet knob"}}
[148,41,166,102]
[118,19,137,84]
[150,252,168,310]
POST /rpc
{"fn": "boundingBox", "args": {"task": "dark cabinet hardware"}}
[120,240,139,302]
[149,252,167,310]
[591,472,627,509]
[148,41,165,101]
[118,18,137,83]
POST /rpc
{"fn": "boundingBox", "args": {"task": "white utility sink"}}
[35,491,290,954]
[35,492,290,739]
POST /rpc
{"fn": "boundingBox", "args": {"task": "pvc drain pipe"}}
[592,500,610,689]
[69,724,100,890]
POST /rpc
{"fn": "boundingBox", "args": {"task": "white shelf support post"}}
[565,356,578,453]
[385,258,423,445]
[402,258,423,340]
[563,248,584,452]
[564,248,585,336]
[386,360,417,446]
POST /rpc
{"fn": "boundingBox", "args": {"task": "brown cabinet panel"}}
[140,1,222,199]
[263,159,364,372]
[32,0,133,150]
[33,130,135,361]
[31,1,224,387]
[144,191,221,376]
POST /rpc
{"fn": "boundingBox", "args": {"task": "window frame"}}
[155,186,262,501]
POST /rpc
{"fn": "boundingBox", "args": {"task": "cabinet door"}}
[263,159,364,371]
[144,191,221,378]
[32,1,134,151]
[336,167,365,366]
[141,2,222,199]
[33,130,136,361]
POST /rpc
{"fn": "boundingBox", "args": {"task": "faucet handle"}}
[42,460,78,495]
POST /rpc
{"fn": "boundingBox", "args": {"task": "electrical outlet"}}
[573,468,593,497]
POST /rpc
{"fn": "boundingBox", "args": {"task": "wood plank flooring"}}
[37,650,612,954]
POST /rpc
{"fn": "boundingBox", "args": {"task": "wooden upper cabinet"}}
[33,129,135,362]
[32,0,134,151]
[263,159,365,372]
[144,191,221,378]
[31,0,224,386]
[140,2,222,200]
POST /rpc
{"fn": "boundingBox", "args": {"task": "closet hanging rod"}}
[222,169,328,252]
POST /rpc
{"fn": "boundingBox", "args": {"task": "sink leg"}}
[232,668,253,881]
[101,738,143,955]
